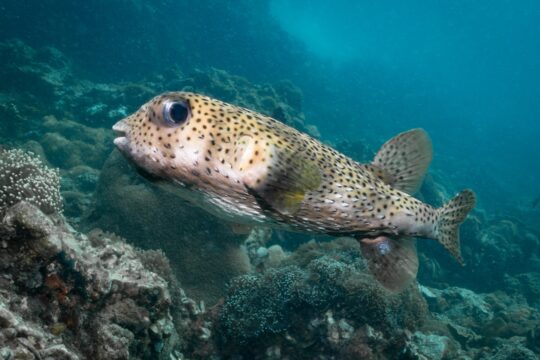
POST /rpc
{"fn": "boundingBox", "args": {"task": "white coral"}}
[0,149,62,214]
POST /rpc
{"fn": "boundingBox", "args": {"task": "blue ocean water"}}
[271,0,540,208]
[1,1,540,358]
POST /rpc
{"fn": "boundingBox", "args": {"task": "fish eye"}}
[163,100,190,126]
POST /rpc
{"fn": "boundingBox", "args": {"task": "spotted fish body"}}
[113,92,476,291]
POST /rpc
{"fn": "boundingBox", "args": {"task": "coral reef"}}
[0,154,202,359]
[0,39,312,133]
[216,238,430,358]
[0,202,181,359]
[423,285,540,341]
[3,205,539,359]
[419,284,540,359]
[39,115,114,170]
[211,237,540,359]
[242,227,287,270]
[0,39,72,104]
[402,332,454,360]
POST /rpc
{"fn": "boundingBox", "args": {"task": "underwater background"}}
[0,0,539,359]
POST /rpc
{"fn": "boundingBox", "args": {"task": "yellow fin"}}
[246,145,322,215]
[280,191,308,213]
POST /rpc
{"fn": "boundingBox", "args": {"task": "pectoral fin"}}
[245,144,322,215]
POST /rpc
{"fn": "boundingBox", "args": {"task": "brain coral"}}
[0,148,62,214]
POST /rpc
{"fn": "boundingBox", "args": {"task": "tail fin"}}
[435,189,476,264]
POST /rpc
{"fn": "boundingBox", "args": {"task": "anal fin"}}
[359,236,418,292]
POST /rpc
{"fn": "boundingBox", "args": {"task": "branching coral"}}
[0,148,62,215]
[219,266,306,341]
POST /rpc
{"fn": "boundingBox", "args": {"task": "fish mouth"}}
[112,121,130,151]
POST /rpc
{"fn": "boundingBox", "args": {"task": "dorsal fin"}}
[359,236,418,292]
[371,128,432,194]
[243,143,322,215]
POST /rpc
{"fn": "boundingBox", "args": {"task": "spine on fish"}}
[434,189,476,264]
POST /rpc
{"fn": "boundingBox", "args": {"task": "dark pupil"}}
[169,102,188,123]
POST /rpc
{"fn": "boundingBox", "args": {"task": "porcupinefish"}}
[113,92,476,292]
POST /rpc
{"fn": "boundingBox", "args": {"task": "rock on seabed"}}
[0,202,191,359]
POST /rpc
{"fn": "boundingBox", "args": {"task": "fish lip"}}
[112,121,128,137]
[113,136,130,153]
